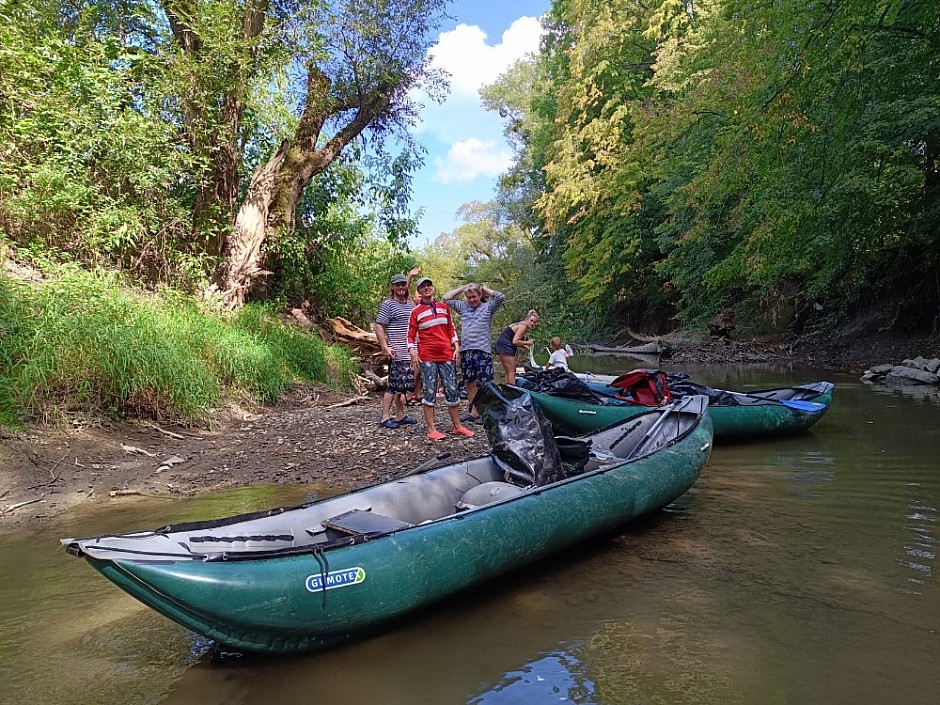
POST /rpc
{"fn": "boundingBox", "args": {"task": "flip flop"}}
[453,426,475,437]
[427,430,446,441]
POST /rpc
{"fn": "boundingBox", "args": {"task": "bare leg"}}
[466,380,479,418]
[448,405,464,430]
[394,393,405,420]
[498,354,517,385]
[423,403,436,434]
[380,391,395,421]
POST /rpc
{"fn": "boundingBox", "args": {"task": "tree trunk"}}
[162,0,267,256]
[220,68,392,307]
[925,133,940,207]
[191,96,245,257]
[220,142,288,308]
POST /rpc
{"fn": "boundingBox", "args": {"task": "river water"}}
[1,363,938,705]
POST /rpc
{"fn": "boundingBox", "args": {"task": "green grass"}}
[0,268,356,426]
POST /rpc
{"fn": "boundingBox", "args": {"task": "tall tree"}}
[0,0,446,306]
[159,0,449,306]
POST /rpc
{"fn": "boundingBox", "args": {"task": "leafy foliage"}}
[265,152,421,325]
[484,0,940,336]
[417,200,601,342]
[0,2,199,280]
[0,267,354,426]
[0,0,444,309]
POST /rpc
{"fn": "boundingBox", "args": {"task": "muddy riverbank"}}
[2,330,937,530]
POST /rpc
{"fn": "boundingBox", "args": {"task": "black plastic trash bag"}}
[555,435,592,476]
[665,371,736,405]
[474,382,565,486]
[515,368,603,403]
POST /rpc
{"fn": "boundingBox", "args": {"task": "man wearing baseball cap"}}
[375,267,420,428]
[408,277,475,441]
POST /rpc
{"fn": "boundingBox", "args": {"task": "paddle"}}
[735,394,826,413]
[590,382,825,413]
[624,402,678,460]
[403,451,452,477]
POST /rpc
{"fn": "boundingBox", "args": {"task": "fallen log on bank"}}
[326,317,381,356]
[580,341,664,355]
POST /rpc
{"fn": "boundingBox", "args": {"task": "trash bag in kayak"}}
[666,371,738,406]
[516,368,603,403]
[474,382,565,486]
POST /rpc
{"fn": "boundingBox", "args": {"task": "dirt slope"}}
[0,387,487,531]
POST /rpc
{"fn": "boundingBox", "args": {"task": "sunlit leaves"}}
[514,0,940,330]
[0,0,447,309]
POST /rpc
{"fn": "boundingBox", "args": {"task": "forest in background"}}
[481,0,940,339]
[2,0,939,422]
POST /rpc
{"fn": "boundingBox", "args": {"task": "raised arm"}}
[406,266,421,292]
[483,286,506,309]
[441,283,468,301]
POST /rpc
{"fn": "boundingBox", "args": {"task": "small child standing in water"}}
[545,336,572,371]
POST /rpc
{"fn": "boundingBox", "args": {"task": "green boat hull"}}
[73,412,712,654]
[708,394,832,440]
[519,386,833,442]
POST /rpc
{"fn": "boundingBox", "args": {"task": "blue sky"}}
[409,0,550,247]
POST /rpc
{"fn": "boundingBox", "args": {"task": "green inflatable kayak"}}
[513,377,833,442]
[62,395,713,654]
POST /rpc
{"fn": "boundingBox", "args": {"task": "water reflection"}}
[470,651,595,704]
[784,449,836,500]
[578,617,747,705]
[902,493,937,591]
[865,381,940,405]
[571,352,662,373]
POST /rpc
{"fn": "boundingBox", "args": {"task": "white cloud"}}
[433,138,513,184]
[429,17,543,95]
[408,13,546,242]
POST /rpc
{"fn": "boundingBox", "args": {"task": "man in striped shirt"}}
[443,282,506,423]
[408,277,475,441]
[375,270,420,429]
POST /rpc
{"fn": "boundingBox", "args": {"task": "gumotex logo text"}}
[305,567,366,592]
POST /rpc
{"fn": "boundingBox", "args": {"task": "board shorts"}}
[419,361,459,407]
[388,359,416,394]
[460,349,495,384]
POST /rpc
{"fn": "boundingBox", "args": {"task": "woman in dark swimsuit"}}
[495,310,538,385]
